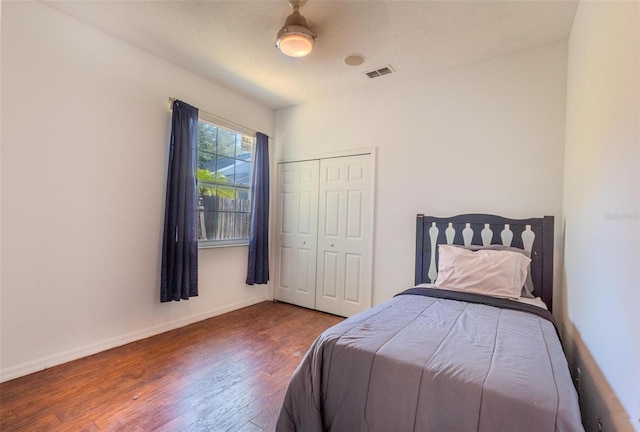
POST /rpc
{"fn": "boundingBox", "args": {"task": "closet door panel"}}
[344,253,362,303]
[316,154,373,317]
[324,190,341,237]
[278,246,293,289]
[297,191,314,235]
[294,248,312,295]
[274,160,319,309]
[346,190,364,238]
[320,250,339,299]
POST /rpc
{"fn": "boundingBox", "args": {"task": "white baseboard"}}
[0,294,270,383]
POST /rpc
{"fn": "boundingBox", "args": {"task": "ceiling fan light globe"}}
[278,33,314,57]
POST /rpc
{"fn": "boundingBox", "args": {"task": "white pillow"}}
[451,244,535,298]
[434,244,531,300]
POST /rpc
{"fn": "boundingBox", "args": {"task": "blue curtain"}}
[246,132,270,285]
[161,100,199,302]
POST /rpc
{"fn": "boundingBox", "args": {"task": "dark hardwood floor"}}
[0,301,343,431]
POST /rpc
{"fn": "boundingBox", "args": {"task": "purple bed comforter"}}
[276,288,584,432]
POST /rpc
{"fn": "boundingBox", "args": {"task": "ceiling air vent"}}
[365,66,395,79]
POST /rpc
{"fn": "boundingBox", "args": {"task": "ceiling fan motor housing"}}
[276,3,317,57]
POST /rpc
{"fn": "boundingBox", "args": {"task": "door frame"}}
[276,147,377,165]
[271,148,376,311]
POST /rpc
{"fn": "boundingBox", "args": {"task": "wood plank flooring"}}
[0,301,343,431]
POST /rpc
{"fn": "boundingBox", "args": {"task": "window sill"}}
[198,241,249,249]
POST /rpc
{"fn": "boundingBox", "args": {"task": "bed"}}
[276,214,584,432]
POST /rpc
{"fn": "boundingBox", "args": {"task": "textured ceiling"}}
[45,0,578,109]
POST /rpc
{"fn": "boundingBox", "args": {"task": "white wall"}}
[275,42,568,307]
[563,1,639,430]
[0,1,274,380]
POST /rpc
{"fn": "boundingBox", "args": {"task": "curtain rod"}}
[168,97,268,138]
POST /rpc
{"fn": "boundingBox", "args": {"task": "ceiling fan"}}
[275,0,317,58]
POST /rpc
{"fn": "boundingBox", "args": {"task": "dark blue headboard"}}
[415,214,555,311]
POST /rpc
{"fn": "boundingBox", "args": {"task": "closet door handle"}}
[330,243,334,247]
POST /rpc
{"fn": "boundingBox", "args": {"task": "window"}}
[197,117,254,247]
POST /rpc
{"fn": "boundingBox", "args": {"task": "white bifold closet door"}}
[274,160,320,310]
[274,154,373,317]
[315,154,373,316]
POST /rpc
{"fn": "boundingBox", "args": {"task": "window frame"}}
[196,113,255,249]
